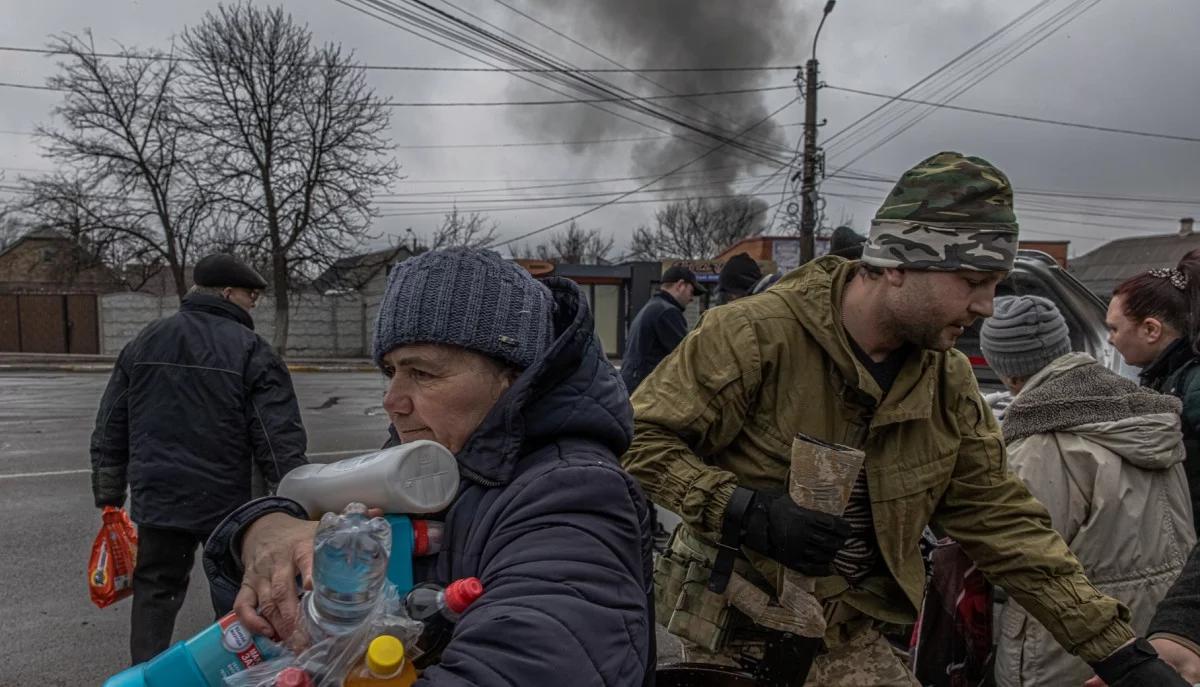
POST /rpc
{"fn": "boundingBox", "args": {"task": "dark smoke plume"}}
[513,1,800,197]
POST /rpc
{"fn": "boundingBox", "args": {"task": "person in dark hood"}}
[90,253,308,664]
[204,248,653,685]
[829,225,868,260]
[716,253,763,305]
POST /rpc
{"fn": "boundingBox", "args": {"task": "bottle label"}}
[182,613,272,683]
[219,614,264,669]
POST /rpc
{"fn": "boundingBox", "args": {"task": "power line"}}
[827,0,1088,156]
[827,171,1200,208]
[379,84,792,106]
[822,0,1058,147]
[0,81,62,92]
[826,85,1200,144]
[0,122,807,147]
[0,44,799,73]
[827,0,1104,173]
[0,78,791,105]
[372,178,780,205]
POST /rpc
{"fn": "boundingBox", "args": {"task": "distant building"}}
[313,245,412,295]
[0,227,124,354]
[514,259,660,358]
[1070,218,1200,298]
[0,227,122,295]
[1020,240,1070,269]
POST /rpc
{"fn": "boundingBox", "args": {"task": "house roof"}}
[550,263,631,279]
[1069,230,1200,297]
[0,226,68,261]
[313,245,413,292]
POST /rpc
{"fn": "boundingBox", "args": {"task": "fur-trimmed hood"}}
[1004,352,1183,470]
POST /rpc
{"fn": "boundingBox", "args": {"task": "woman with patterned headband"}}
[1105,250,1200,522]
[1097,252,1200,687]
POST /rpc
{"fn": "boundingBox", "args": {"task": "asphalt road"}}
[0,371,679,686]
[0,371,394,686]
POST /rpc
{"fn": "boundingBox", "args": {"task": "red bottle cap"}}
[444,577,484,614]
[412,519,429,556]
[275,667,313,687]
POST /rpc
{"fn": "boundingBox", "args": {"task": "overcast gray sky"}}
[2,0,1198,258]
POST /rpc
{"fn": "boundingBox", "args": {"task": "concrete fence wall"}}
[99,290,373,357]
[100,293,181,355]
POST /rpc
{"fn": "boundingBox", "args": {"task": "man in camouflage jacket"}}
[625,152,1186,686]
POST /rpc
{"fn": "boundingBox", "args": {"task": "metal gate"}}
[0,293,99,354]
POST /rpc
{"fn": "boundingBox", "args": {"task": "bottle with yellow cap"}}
[344,635,418,687]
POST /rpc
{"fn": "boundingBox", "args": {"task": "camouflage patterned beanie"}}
[862,151,1019,272]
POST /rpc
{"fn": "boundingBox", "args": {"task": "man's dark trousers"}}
[130,525,227,664]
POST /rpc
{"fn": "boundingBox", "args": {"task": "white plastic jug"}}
[279,440,460,518]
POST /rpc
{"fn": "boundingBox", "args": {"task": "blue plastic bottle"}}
[103,612,280,687]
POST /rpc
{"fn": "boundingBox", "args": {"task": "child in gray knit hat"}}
[980,295,1071,393]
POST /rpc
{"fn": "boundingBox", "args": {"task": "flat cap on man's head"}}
[193,253,268,290]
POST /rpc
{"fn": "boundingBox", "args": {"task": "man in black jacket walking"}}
[90,253,308,664]
[620,265,705,394]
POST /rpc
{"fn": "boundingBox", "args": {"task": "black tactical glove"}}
[1091,638,1190,687]
[738,488,851,576]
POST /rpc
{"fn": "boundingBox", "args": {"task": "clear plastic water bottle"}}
[403,577,484,669]
[304,503,393,642]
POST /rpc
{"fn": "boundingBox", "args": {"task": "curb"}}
[286,365,379,373]
[0,364,378,374]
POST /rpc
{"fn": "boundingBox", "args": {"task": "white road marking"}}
[0,449,377,480]
[0,468,89,480]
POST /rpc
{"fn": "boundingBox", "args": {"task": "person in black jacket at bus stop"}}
[620,265,706,394]
[89,253,308,665]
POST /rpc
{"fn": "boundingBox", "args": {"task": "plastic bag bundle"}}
[89,506,139,609]
[224,570,424,686]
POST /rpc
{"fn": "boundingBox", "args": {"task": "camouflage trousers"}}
[680,626,920,687]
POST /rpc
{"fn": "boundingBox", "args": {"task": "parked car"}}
[956,249,1138,391]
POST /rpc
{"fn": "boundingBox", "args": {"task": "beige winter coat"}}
[995,352,1196,686]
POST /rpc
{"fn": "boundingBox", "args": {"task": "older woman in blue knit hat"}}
[205,248,653,686]
[982,295,1195,687]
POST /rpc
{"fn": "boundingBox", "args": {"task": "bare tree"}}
[549,222,614,264]
[628,195,767,260]
[510,241,554,263]
[512,222,614,264]
[0,210,24,253]
[26,33,212,297]
[424,206,498,250]
[181,3,399,351]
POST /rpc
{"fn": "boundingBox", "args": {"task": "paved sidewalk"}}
[0,352,377,373]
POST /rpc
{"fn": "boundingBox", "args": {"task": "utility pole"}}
[800,0,835,264]
[799,57,820,264]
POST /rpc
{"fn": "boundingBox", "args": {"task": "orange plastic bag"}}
[89,506,139,608]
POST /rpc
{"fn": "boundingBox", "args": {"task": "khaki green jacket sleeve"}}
[623,306,762,540]
[932,379,1134,663]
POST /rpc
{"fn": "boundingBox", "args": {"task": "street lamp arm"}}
[812,1,836,61]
